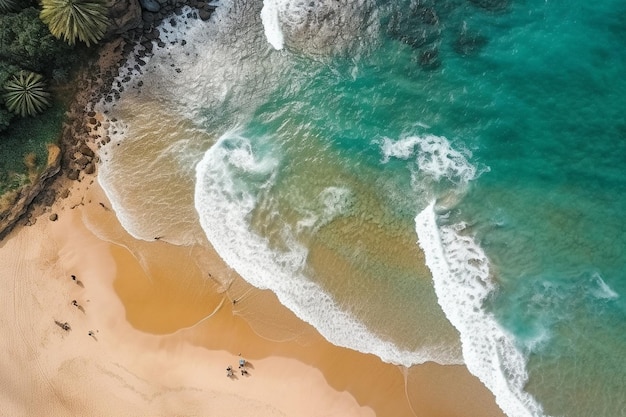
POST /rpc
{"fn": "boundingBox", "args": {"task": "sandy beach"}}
[0,139,507,417]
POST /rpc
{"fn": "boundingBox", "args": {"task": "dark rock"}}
[419,48,441,70]
[84,163,95,175]
[68,170,79,180]
[199,8,212,21]
[79,144,95,158]
[139,0,160,12]
[49,213,58,221]
[143,11,157,23]
[105,0,142,36]
[141,40,153,51]
[148,28,160,39]
[75,155,90,168]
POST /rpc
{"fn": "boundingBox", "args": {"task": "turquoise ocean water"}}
[96,0,626,416]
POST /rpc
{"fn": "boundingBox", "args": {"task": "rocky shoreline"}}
[0,0,218,240]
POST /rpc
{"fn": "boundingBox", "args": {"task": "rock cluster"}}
[107,0,216,38]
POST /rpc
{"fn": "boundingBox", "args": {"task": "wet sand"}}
[0,172,506,417]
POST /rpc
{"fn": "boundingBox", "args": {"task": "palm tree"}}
[3,71,51,117]
[40,0,110,47]
[0,0,19,12]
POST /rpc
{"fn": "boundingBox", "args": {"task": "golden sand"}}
[0,170,505,417]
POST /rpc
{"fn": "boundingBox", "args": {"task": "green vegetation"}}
[40,0,110,47]
[0,6,85,134]
[0,7,77,75]
[0,98,65,198]
[0,1,100,204]
[3,71,51,117]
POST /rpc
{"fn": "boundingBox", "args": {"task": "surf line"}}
[415,200,547,417]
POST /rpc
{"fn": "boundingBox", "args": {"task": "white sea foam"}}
[260,0,284,50]
[377,134,478,185]
[416,201,547,417]
[195,129,456,366]
[96,0,291,244]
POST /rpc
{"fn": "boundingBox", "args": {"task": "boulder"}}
[105,0,142,36]
[79,144,95,158]
[139,0,161,12]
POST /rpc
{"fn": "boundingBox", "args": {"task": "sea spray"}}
[194,129,456,366]
[415,202,546,417]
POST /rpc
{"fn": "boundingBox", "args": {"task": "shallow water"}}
[97,0,626,416]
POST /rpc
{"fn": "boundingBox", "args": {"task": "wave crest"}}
[416,201,547,417]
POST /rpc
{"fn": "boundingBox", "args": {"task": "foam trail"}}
[416,201,547,417]
[592,272,619,300]
[195,129,458,367]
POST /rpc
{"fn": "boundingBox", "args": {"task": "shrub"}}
[0,7,76,75]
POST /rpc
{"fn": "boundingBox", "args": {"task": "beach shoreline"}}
[0,164,507,417]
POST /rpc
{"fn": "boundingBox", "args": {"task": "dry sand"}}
[0,168,507,417]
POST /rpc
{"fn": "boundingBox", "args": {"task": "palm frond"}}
[40,0,110,47]
[3,71,51,117]
[0,0,19,12]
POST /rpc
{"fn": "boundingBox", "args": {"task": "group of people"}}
[226,358,249,377]
[55,275,95,338]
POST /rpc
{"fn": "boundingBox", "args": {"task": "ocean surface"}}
[95,0,626,416]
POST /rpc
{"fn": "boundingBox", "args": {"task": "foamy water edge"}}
[415,201,547,417]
